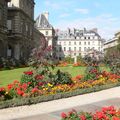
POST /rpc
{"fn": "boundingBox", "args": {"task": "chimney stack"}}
[43,11,49,20]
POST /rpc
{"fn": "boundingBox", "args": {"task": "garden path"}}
[0,86,120,120]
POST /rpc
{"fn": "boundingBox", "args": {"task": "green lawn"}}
[0,66,110,87]
[0,68,29,87]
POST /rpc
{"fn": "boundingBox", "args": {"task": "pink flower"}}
[61,112,67,119]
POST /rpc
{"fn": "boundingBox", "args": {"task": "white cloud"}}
[55,14,120,40]
[44,1,60,9]
[94,2,101,8]
[44,0,74,10]
[59,13,70,18]
[75,8,89,14]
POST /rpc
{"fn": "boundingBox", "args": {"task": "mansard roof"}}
[35,14,52,29]
[56,28,101,39]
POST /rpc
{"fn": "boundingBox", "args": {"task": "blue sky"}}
[34,0,120,40]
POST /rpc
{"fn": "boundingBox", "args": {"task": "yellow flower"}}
[48,83,53,87]
[5,92,8,95]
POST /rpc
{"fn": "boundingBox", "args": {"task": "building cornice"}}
[8,7,35,23]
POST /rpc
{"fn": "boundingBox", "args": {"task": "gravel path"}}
[0,86,120,120]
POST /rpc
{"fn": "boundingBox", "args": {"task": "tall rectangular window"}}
[69,41,71,45]
[64,47,66,51]
[59,42,61,45]
[26,24,28,32]
[69,47,71,51]
[74,47,76,51]
[64,42,66,45]
[59,47,62,52]
[79,47,81,51]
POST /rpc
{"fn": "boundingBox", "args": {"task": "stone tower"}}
[7,0,35,60]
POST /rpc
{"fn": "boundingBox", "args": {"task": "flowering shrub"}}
[61,106,120,120]
[21,71,35,87]
[83,63,101,81]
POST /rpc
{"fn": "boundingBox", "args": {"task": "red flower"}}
[68,111,74,116]
[80,115,86,120]
[28,82,31,85]
[21,83,28,90]
[35,75,44,80]
[112,116,120,120]
[76,75,83,80]
[0,87,5,92]
[17,89,24,96]
[24,71,33,75]
[61,112,67,119]
[7,84,13,91]
[31,88,39,93]
[38,82,44,86]
[13,80,19,84]
[94,111,107,119]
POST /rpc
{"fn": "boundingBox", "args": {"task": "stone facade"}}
[104,32,119,53]
[33,28,46,48]
[35,12,55,49]
[54,28,104,60]
[0,0,10,57]
[7,0,35,60]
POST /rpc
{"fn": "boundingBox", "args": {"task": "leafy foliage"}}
[63,56,74,64]
[53,70,73,85]
[83,57,101,81]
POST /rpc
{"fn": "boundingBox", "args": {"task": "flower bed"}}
[61,106,120,120]
[57,62,68,67]
[0,68,120,109]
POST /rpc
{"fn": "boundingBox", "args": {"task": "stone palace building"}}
[0,0,44,60]
[54,28,104,60]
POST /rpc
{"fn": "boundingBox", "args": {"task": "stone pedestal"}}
[74,56,77,64]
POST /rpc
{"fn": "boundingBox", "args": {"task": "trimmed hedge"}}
[0,82,120,109]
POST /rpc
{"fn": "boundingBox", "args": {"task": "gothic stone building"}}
[7,0,35,60]
[0,0,10,57]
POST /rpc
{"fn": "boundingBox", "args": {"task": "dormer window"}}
[46,31,48,35]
